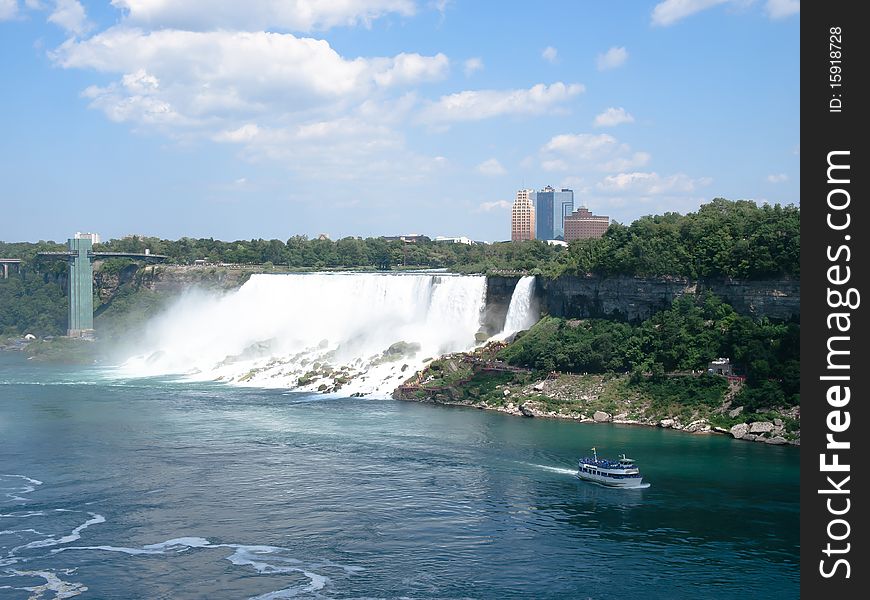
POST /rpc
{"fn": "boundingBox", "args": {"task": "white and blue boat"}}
[577,448,647,488]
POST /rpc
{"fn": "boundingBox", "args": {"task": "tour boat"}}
[576,448,647,488]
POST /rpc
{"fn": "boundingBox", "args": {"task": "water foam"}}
[56,536,361,598]
[0,474,43,502]
[7,569,88,599]
[118,272,489,397]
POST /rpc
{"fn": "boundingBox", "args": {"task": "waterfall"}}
[498,276,538,338]
[118,272,487,397]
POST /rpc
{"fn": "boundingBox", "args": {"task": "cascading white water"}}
[497,276,539,338]
[119,272,487,397]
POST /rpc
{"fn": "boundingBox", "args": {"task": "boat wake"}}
[523,463,579,476]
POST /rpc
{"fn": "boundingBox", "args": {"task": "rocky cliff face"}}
[482,276,521,334]
[488,275,798,322]
[98,268,798,325]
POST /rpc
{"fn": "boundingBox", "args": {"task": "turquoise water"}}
[0,353,799,599]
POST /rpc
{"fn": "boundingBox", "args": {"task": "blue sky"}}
[1,0,799,243]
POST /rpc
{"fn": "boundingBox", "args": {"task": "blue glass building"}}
[535,186,574,240]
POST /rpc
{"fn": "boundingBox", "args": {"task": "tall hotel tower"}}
[511,189,536,241]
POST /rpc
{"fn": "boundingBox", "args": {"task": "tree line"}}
[499,293,799,412]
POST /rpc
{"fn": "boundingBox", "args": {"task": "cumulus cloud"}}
[53,28,449,121]
[420,82,584,124]
[597,46,628,70]
[597,171,712,195]
[0,0,17,21]
[542,46,558,63]
[539,132,650,173]
[372,52,449,87]
[593,107,634,127]
[476,158,506,176]
[50,26,454,185]
[110,0,416,32]
[766,173,788,183]
[48,0,90,35]
[463,57,483,77]
[765,0,799,19]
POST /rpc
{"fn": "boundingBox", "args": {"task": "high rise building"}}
[564,206,610,241]
[535,186,574,240]
[511,189,536,241]
[534,186,554,241]
[554,188,574,239]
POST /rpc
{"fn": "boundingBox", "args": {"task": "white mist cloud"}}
[477,200,512,212]
[476,158,507,176]
[651,0,730,26]
[597,46,628,70]
[420,82,584,124]
[48,0,89,35]
[765,0,799,19]
[597,171,712,194]
[0,0,18,20]
[542,46,558,63]
[593,107,634,127]
[463,57,483,77]
[652,0,798,25]
[766,173,788,183]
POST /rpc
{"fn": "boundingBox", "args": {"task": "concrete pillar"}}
[2,263,7,279]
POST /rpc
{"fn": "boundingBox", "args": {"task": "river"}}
[0,353,798,599]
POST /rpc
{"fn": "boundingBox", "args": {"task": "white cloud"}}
[597,46,628,71]
[476,158,506,176]
[212,117,445,184]
[372,52,449,87]
[52,26,454,185]
[593,107,634,127]
[214,123,261,143]
[652,0,795,25]
[48,0,89,35]
[0,0,17,21]
[420,82,583,124]
[597,172,712,195]
[651,0,730,26]
[597,152,651,172]
[542,46,558,63]
[766,173,788,183]
[476,200,512,212]
[53,28,449,122]
[543,133,618,158]
[463,57,483,77]
[110,0,416,32]
[539,133,652,174]
[766,0,799,19]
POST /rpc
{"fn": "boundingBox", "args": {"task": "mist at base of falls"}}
[118,272,538,397]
